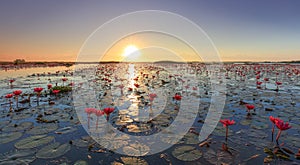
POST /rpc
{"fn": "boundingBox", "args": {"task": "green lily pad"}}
[203,149,236,164]
[2,121,33,132]
[36,142,71,159]
[240,119,252,126]
[172,145,202,161]
[0,132,23,144]
[73,136,95,148]
[15,135,54,149]
[212,125,233,137]
[12,113,32,120]
[95,133,130,150]
[112,157,148,165]
[250,120,269,130]
[74,160,88,165]
[182,132,199,144]
[0,120,10,129]
[26,123,58,135]
[0,149,36,165]
[123,143,150,156]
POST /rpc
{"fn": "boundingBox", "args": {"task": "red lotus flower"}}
[149,93,157,98]
[95,110,104,116]
[219,119,235,140]
[13,90,22,96]
[103,107,114,121]
[256,81,263,85]
[5,93,14,111]
[95,110,104,129]
[269,116,282,124]
[34,87,43,93]
[269,116,283,141]
[275,119,292,142]
[85,108,97,114]
[47,84,52,89]
[174,94,182,101]
[134,83,140,88]
[220,119,235,127]
[13,90,22,108]
[276,81,282,86]
[9,79,15,83]
[275,120,292,131]
[85,108,97,129]
[246,104,255,110]
[103,107,114,115]
[52,90,60,95]
[264,78,269,81]
[62,78,68,82]
[5,94,14,99]
[128,87,133,91]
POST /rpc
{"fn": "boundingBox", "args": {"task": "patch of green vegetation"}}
[51,86,72,93]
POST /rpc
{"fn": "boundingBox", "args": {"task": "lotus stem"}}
[276,130,282,143]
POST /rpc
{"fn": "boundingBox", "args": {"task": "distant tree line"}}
[13,59,26,65]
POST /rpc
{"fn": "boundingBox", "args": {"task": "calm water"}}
[0,63,299,165]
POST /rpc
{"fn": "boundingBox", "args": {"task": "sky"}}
[0,0,299,62]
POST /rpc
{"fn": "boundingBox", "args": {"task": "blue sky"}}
[0,0,299,61]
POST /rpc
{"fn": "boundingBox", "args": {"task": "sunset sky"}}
[0,0,299,62]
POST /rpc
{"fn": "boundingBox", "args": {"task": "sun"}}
[123,45,140,57]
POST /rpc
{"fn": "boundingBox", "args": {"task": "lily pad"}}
[0,120,10,129]
[172,145,202,161]
[73,136,95,148]
[74,160,88,165]
[15,135,54,149]
[181,132,199,144]
[203,148,236,164]
[36,142,71,159]
[112,157,148,165]
[0,132,23,144]
[26,123,58,135]
[212,125,233,137]
[2,121,33,132]
[123,143,150,156]
[95,133,130,150]
[0,149,36,165]
[12,113,32,120]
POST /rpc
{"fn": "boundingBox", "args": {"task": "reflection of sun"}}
[123,45,140,57]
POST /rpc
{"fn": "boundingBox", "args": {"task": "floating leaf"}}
[172,145,202,161]
[12,113,32,120]
[26,123,58,135]
[203,149,235,164]
[123,143,150,156]
[0,132,23,144]
[73,136,95,148]
[15,135,54,149]
[181,132,199,144]
[74,160,88,165]
[112,157,148,165]
[212,125,233,137]
[2,121,33,132]
[36,142,71,159]
[0,149,36,165]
